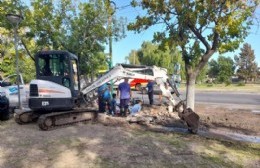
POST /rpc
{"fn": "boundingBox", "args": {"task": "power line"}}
[116,4,131,10]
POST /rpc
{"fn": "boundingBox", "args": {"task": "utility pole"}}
[108,16,113,69]
[106,0,116,93]
[107,0,116,70]
[6,13,23,110]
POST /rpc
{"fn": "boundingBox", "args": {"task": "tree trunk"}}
[186,73,196,111]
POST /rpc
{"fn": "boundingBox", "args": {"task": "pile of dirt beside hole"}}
[97,103,260,137]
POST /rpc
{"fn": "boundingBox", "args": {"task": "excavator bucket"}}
[178,108,200,134]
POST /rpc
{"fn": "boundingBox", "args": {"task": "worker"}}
[146,80,155,106]
[111,93,117,116]
[117,78,132,117]
[98,83,111,113]
[130,100,142,116]
[41,62,53,76]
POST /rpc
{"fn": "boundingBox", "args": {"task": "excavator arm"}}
[81,64,155,102]
[81,64,182,106]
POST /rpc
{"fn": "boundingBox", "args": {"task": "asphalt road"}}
[193,91,260,106]
[134,91,260,106]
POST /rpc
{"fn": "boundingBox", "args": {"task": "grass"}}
[201,155,239,168]
[178,83,260,92]
[155,131,260,167]
[155,132,188,149]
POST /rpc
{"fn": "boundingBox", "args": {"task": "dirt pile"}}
[98,105,187,129]
[97,103,260,137]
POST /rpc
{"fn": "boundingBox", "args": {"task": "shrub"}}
[225,80,231,86]
[207,83,214,87]
[237,81,245,86]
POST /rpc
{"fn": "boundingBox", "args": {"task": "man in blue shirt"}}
[117,78,132,117]
[147,80,155,105]
[98,83,111,113]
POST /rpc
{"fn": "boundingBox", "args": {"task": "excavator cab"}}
[35,50,80,95]
[29,50,80,111]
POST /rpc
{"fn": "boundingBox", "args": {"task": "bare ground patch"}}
[196,103,260,136]
[0,103,259,168]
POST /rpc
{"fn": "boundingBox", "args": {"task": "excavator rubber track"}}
[37,108,98,130]
[14,110,39,124]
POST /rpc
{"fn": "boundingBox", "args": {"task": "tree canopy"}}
[208,56,235,84]
[126,41,185,78]
[217,56,235,84]
[128,0,259,109]
[0,0,126,80]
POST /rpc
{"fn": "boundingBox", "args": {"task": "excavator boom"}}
[80,64,169,104]
[81,64,167,95]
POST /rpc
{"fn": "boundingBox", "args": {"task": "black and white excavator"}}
[14,50,199,132]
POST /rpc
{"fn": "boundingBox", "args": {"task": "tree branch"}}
[195,49,215,75]
[21,38,34,61]
[188,24,210,51]
[211,32,219,50]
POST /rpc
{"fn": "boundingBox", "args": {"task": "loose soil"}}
[196,103,260,136]
[0,103,259,168]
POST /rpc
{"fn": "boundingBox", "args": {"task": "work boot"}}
[123,109,128,117]
[120,108,124,117]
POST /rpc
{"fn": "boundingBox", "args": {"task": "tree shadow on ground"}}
[1,117,259,168]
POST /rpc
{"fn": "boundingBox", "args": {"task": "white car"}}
[0,74,29,110]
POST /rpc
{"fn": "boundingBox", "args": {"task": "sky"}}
[110,0,260,66]
[23,0,260,66]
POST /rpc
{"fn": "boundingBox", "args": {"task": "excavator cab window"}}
[39,58,53,76]
[134,69,154,76]
[145,69,153,76]
[62,78,70,88]
[38,54,71,77]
